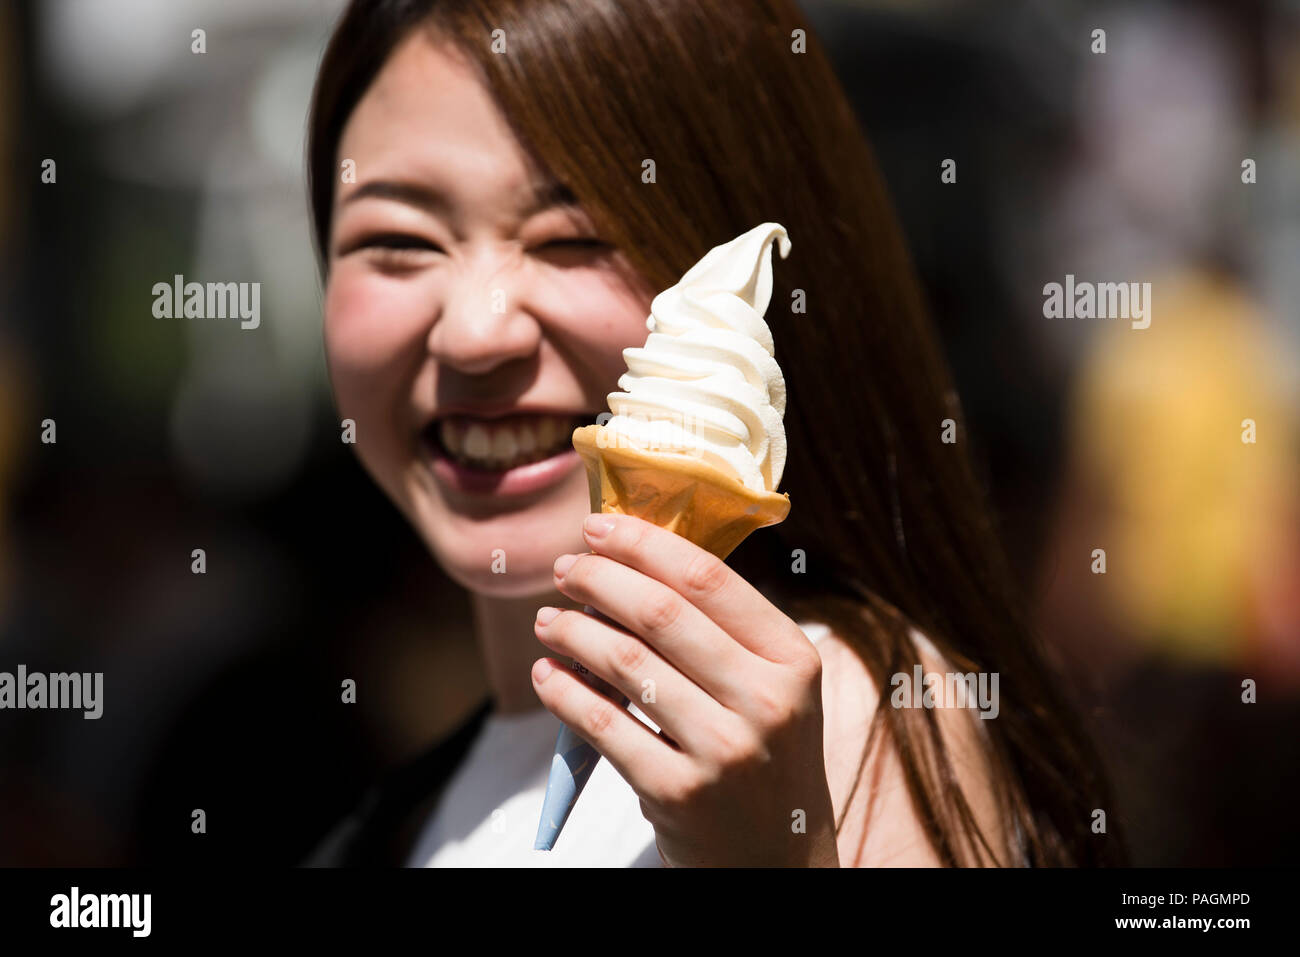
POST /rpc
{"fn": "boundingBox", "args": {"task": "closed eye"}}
[539,237,608,248]
[352,233,443,253]
[340,232,444,272]
[532,237,612,261]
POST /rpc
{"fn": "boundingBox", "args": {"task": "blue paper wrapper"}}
[534,606,629,851]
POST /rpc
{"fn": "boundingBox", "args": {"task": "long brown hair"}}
[307,0,1128,866]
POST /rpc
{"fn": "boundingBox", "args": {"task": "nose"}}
[426,246,541,375]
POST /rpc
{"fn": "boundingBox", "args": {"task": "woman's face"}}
[324,31,653,597]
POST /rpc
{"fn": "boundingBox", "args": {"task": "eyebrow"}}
[341,177,579,217]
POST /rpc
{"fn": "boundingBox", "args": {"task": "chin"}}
[383,452,592,598]
[416,507,588,599]
[435,549,565,598]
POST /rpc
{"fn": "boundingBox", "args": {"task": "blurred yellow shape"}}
[1071,269,1298,663]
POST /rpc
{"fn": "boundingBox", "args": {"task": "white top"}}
[406,621,833,867]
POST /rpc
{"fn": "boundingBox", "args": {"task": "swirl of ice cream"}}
[602,222,790,492]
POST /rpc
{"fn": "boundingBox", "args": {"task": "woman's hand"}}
[531,512,840,867]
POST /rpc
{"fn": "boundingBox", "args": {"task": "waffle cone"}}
[571,424,789,559]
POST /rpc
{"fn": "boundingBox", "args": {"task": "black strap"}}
[300,697,495,867]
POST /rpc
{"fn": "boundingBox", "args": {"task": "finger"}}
[580,513,812,665]
[552,551,767,713]
[535,605,736,757]
[531,656,693,802]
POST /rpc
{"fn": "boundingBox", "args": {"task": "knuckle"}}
[783,625,825,684]
[793,644,824,684]
[682,551,728,600]
[586,700,617,738]
[611,634,651,681]
[750,683,796,730]
[655,773,701,816]
[706,716,761,766]
[637,589,682,635]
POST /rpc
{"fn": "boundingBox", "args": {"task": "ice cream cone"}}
[533,424,790,851]
[571,424,789,559]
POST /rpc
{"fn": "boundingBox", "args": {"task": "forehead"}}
[337,30,539,202]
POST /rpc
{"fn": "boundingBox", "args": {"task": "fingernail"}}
[583,513,616,538]
[536,606,560,625]
[553,553,579,578]
[533,658,554,683]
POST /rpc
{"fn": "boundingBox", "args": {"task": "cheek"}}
[322,267,432,477]
[324,266,430,381]
[544,271,653,390]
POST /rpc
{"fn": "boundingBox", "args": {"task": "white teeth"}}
[464,423,492,459]
[436,414,582,469]
[491,429,518,462]
[537,417,558,451]
[440,419,463,456]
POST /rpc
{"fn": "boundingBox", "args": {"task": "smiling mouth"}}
[423,411,601,472]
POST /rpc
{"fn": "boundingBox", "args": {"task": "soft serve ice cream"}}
[599,222,790,493]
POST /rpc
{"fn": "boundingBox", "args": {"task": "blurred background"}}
[1,0,1296,865]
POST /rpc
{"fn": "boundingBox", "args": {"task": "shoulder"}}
[812,625,1012,867]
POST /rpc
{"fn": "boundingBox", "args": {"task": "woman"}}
[303,0,1127,867]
